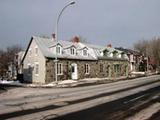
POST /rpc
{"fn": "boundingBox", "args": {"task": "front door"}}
[71,63,78,80]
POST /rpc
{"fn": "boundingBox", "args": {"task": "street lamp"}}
[54,1,75,84]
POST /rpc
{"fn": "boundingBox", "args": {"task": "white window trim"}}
[83,49,88,56]
[35,46,38,56]
[35,62,39,76]
[56,45,62,55]
[70,47,76,55]
[57,63,63,75]
[85,64,90,74]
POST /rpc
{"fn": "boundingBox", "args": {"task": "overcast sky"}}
[0,0,160,50]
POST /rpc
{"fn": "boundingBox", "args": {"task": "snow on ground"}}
[26,80,78,87]
[0,80,20,85]
[58,80,77,84]
[44,80,78,87]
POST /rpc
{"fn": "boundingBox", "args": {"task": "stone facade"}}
[22,36,130,84]
[45,58,129,83]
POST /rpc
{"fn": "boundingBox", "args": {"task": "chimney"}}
[107,44,112,48]
[72,36,80,43]
[52,33,56,39]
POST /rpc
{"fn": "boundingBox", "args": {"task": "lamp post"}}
[54,1,75,84]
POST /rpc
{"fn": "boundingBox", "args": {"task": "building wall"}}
[23,40,46,83]
[45,58,129,83]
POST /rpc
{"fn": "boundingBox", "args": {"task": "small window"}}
[113,51,118,58]
[56,46,61,54]
[35,63,39,75]
[114,64,121,75]
[85,64,90,74]
[28,64,32,74]
[71,47,76,55]
[121,53,125,58]
[29,49,32,57]
[83,49,88,56]
[57,63,63,75]
[35,47,38,55]
[103,50,109,56]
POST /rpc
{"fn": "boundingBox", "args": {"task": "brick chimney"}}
[71,36,80,43]
[52,33,56,39]
[107,44,112,48]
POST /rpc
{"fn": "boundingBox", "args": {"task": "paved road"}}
[52,86,160,120]
[0,75,160,120]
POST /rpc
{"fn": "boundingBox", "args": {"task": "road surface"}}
[0,75,160,120]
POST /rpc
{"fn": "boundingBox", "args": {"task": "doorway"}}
[71,63,78,80]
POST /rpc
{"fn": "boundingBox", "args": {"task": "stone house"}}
[22,36,129,84]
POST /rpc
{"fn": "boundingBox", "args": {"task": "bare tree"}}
[134,37,160,69]
[0,45,22,78]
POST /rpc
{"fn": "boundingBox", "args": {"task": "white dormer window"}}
[83,49,88,56]
[113,51,118,58]
[82,47,88,56]
[103,50,109,57]
[56,45,62,55]
[70,47,76,55]
[121,53,125,58]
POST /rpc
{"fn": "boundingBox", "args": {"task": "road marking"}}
[123,94,147,104]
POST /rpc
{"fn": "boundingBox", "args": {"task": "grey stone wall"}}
[45,58,129,83]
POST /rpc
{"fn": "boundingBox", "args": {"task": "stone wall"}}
[45,58,129,83]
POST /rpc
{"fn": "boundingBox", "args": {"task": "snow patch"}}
[0,80,20,85]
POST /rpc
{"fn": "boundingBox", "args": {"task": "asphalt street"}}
[0,75,160,120]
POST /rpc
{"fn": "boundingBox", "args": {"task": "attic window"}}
[83,49,88,56]
[103,50,109,56]
[113,51,118,58]
[71,47,76,55]
[56,45,62,54]
[121,53,125,58]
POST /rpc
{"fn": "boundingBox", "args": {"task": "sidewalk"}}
[1,72,156,88]
[26,76,136,88]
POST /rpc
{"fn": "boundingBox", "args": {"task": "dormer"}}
[103,49,109,57]
[56,44,62,55]
[70,46,76,56]
[50,43,63,55]
[121,52,125,59]
[113,50,118,58]
[82,47,88,56]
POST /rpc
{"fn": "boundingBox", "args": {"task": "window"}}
[83,49,88,56]
[28,64,32,74]
[71,47,76,55]
[56,46,61,54]
[29,49,32,57]
[113,51,118,58]
[100,64,103,72]
[114,64,121,76]
[57,63,63,75]
[121,53,125,58]
[35,63,39,75]
[85,64,90,74]
[103,50,109,56]
[35,47,38,56]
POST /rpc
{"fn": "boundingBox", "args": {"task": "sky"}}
[0,0,160,50]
